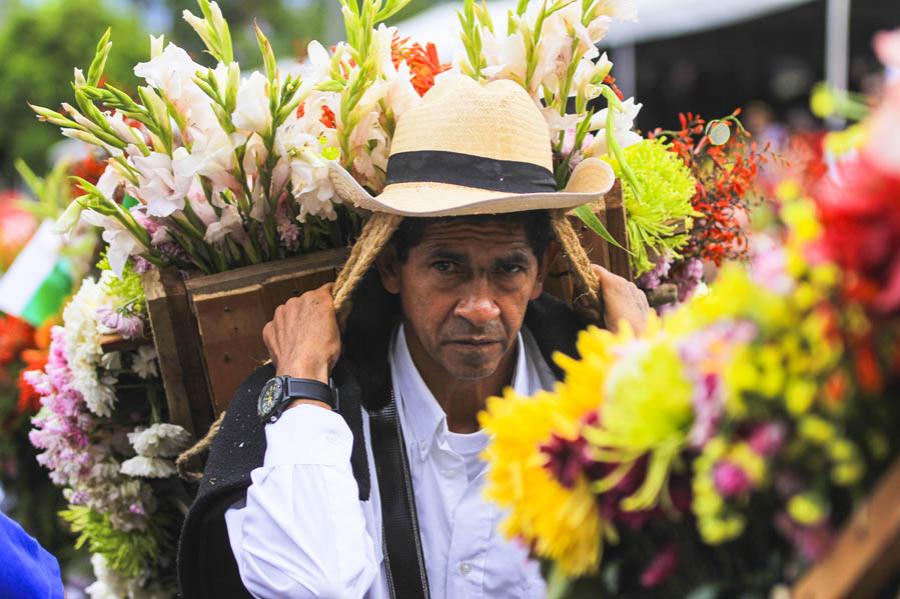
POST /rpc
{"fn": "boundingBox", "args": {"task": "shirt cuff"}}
[264,404,354,468]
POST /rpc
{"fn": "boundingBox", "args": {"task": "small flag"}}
[0,220,72,326]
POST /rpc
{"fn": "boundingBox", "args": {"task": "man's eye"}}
[498,263,525,275]
[432,261,455,272]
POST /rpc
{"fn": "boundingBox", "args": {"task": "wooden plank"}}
[184,247,349,295]
[141,268,212,436]
[602,182,632,281]
[793,456,900,599]
[99,334,153,353]
[545,183,632,307]
[188,250,347,415]
[191,286,270,415]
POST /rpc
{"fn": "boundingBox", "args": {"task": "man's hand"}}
[591,264,651,334]
[262,283,342,385]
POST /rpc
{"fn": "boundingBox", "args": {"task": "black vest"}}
[176,273,588,599]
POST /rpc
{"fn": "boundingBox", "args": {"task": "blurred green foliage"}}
[0,0,148,179]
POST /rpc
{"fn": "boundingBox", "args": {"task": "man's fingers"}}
[590,263,611,282]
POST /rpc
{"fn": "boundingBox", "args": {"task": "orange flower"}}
[391,34,449,96]
[17,348,48,415]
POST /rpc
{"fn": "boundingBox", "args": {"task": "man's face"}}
[378,219,550,381]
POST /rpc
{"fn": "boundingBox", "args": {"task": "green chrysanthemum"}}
[604,139,699,275]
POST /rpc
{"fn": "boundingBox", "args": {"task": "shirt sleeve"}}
[225,405,378,599]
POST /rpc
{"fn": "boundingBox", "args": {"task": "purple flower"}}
[132,256,152,274]
[775,512,835,561]
[637,254,672,291]
[540,432,594,489]
[712,460,752,497]
[669,258,705,302]
[97,306,145,339]
[128,502,146,516]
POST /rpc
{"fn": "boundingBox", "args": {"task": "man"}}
[177,74,649,598]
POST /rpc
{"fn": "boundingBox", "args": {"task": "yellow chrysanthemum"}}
[480,385,603,576]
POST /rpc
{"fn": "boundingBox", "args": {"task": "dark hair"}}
[389,210,553,263]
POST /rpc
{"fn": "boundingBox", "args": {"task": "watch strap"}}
[283,376,338,410]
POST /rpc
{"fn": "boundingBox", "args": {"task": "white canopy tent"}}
[394,0,848,102]
[394,0,819,59]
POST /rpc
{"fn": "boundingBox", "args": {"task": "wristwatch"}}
[257,376,338,423]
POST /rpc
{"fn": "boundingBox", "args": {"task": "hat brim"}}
[328,157,616,217]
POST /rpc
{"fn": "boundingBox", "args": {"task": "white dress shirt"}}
[225,325,555,598]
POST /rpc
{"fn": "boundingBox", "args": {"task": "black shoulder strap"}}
[368,390,430,599]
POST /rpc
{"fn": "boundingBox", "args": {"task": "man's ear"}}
[531,240,559,299]
[375,244,402,295]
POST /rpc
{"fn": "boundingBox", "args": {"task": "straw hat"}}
[329,73,616,322]
[329,74,615,216]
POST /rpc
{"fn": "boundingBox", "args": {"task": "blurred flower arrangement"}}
[637,111,770,303]
[27,257,192,597]
[480,29,900,598]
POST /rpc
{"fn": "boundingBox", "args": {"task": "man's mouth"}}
[446,338,502,347]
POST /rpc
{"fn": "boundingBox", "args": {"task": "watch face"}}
[258,377,284,420]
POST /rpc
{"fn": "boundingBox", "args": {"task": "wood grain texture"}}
[142,250,348,434]
[793,456,900,599]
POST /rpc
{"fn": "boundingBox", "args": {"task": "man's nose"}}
[454,281,501,327]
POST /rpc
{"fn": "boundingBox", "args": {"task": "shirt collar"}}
[389,324,530,459]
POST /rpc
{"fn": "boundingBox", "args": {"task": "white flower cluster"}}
[458,0,642,173]
[63,273,117,417]
[42,0,425,276]
[121,422,192,479]
[86,554,171,599]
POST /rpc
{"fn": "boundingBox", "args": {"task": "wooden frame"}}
[142,248,348,435]
[545,182,632,304]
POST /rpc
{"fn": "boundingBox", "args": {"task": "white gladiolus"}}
[584,97,644,158]
[132,150,194,217]
[80,211,143,277]
[233,72,272,136]
[134,42,218,133]
[204,203,244,243]
[95,162,125,200]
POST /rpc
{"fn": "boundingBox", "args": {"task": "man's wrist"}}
[277,361,329,384]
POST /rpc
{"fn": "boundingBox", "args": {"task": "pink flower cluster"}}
[27,327,95,487]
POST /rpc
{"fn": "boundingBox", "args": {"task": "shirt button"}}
[459,562,472,576]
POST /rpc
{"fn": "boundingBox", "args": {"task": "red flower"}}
[651,111,768,266]
[0,315,33,367]
[296,103,337,129]
[69,153,107,197]
[16,348,47,415]
[813,154,900,315]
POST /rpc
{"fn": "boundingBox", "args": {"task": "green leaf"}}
[573,204,628,251]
